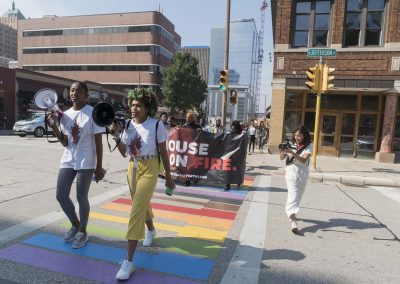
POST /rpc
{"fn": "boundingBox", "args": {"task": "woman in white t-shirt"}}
[112,88,175,281]
[248,121,256,154]
[48,82,106,249]
[279,126,313,234]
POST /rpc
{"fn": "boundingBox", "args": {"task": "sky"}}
[0,0,274,108]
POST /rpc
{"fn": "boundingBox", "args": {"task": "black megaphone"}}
[92,101,115,127]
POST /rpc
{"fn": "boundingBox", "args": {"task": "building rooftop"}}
[2,1,26,19]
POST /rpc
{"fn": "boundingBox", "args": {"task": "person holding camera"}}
[47,81,106,249]
[111,88,175,281]
[279,126,312,233]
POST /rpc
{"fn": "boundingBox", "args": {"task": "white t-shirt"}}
[287,143,313,167]
[249,126,256,136]
[122,118,167,157]
[59,105,105,170]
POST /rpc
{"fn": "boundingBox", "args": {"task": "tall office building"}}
[0,1,25,60]
[18,11,181,93]
[207,19,259,123]
[181,46,210,84]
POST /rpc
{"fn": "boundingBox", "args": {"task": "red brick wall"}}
[272,0,400,79]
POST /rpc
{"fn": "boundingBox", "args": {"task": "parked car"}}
[13,113,54,137]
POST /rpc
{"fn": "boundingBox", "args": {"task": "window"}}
[344,0,386,47]
[292,1,332,48]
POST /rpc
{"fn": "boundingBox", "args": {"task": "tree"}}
[162,52,207,114]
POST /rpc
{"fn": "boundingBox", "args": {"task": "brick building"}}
[270,0,400,163]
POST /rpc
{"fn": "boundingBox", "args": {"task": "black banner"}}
[167,128,248,184]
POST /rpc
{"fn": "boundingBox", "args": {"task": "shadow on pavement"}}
[262,248,305,261]
[298,218,383,234]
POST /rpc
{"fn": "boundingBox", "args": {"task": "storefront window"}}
[340,113,356,157]
[306,93,316,109]
[356,114,377,158]
[394,116,400,152]
[304,112,315,133]
[361,95,379,110]
[286,93,303,108]
[284,111,301,139]
[321,94,357,110]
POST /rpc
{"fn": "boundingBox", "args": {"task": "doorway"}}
[319,113,340,155]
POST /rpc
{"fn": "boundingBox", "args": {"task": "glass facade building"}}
[207,19,259,123]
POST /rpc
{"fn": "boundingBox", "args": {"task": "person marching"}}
[279,126,312,233]
[112,88,175,280]
[47,81,106,248]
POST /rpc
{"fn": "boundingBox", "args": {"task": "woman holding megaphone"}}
[47,81,106,249]
[111,88,175,281]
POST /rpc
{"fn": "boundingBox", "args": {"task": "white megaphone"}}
[33,88,63,118]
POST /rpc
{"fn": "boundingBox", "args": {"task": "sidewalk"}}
[245,150,400,187]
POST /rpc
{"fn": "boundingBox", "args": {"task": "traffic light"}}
[219,69,228,91]
[321,64,335,92]
[306,64,322,93]
[229,89,237,104]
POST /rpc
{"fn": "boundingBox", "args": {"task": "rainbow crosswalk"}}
[0,176,255,283]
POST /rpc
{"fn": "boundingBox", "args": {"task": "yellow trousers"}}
[126,157,159,240]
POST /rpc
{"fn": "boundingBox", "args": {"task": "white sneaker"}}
[143,230,156,247]
[115,260,134,280]
[291,220,298,233]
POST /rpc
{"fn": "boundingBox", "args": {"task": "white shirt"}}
[249,126,256,136]
[59,105,104,170]
[287,143,313,167]
[122,118,167,157]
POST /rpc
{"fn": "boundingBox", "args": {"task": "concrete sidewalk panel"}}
[321,174,341,183]
[341,176,365,186]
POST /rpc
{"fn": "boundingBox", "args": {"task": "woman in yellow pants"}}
[112,88,175,280]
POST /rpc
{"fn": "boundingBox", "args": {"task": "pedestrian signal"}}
[229,89,237,104]
[305,65,321,93]
[219,70,228,91]
[321,65,335,92]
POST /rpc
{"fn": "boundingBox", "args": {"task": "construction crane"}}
[255,0,267,115]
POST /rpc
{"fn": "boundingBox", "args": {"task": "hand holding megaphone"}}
[33,88,63,119]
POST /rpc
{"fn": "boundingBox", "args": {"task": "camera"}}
[279,139,291,150]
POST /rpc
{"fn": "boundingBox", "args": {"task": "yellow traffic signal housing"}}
[229,89,237,104]
[219,70,228,91]
[321,65,335,92]
[305,64,322,93]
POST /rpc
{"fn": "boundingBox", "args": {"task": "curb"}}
[310,173,399,187]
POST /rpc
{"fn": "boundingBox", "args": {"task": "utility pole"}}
[221,0,231,128]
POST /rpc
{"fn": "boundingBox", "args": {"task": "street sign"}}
[307,48,336,57]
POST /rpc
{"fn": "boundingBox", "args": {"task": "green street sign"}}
[307,48,336,57]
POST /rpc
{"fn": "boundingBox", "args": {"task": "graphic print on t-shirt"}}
[71,121,80,144]
[129,134,142,157]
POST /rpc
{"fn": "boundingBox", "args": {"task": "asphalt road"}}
[0,135,399,284]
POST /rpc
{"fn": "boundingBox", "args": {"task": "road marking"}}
[0,244,200,284]
[90,211,228,242]
[102,202,233,231]
[371,186,400,204]
[220,175,271,284]
[22,233,214,280]
[0,186,129,245]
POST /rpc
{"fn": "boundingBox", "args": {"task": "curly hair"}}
[127,88,158,117]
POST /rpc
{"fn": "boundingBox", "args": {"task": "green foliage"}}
[161,52,208,113]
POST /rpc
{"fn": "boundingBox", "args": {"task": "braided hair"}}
[127,88,158,117]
